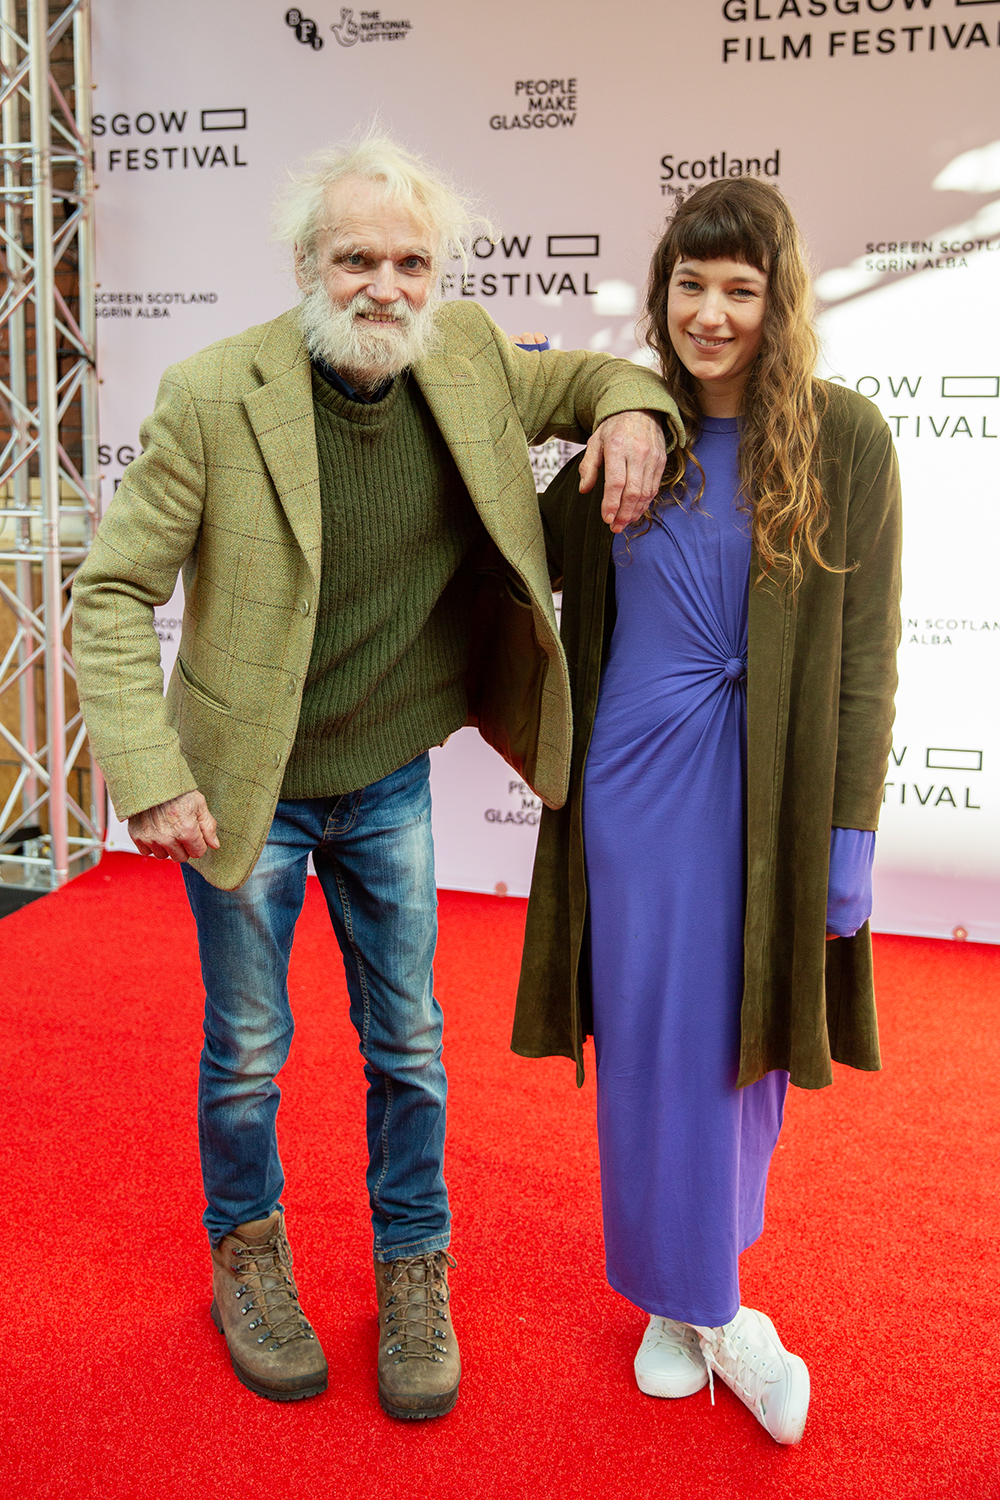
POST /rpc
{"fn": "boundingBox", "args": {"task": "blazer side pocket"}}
[176,656,232,714]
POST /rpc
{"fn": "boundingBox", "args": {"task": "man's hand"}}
[128,790,219,862]
[579,410,668,533]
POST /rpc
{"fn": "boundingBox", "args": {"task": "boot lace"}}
[230,1228,316,1351]
[382,1252,457,1365]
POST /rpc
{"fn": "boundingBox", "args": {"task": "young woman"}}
[512,179,901,1445]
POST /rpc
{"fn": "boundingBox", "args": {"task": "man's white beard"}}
[299,284,441,391]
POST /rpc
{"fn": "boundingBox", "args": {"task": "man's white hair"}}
[274,130,495,274]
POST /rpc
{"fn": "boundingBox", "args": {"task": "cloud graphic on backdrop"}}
[932,141,1000,195]
[814,139,1000,306]
[589,280,637,316]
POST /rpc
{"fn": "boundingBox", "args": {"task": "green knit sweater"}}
[280,369,484,798]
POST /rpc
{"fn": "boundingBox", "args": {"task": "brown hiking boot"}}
[375,1251,461,1419]
[210,1210,328,1401]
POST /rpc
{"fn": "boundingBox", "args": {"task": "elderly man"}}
[72,135,680,1418]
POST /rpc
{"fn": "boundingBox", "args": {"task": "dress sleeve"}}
[827,827,875,937]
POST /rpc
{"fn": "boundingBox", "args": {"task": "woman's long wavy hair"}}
[640,178,832,584]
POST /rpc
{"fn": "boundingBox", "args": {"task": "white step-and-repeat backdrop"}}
[92,0,999,942]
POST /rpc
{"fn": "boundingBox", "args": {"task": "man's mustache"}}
[349,293,412,325]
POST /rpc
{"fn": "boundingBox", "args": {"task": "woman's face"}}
[666,257,768,417]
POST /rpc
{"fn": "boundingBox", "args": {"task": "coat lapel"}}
[746,562,796,916]
[243,311,322,581]
[412,350,499,527]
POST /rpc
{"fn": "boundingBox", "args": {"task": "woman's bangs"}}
[672,209,770,276]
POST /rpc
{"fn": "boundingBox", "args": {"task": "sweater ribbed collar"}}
[311,355,395,405]
[311,364,409,427]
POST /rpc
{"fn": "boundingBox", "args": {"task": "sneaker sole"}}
[210,1299,328,1403]
[766,1350,810,1445]
[635,1364,709,1399]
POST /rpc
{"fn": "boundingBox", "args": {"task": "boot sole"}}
[377,1382,460,1421]
[210,1299,328,1403]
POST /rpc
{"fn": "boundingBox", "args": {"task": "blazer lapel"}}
[413,350,499,526]
[414,341,562,627]
[244,312,322,582]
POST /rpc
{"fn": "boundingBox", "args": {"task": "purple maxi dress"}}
[582,416,788,1328]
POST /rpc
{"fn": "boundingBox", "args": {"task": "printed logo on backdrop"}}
[484,780,543,828]
[490,79,577,132]
[660,148,780,206]
[93,107,248,174]
[884,745,985,812]
[286,8,323,46]
[97,441,137,494]
[153,613,183,648]
[862,240,1000,275]
[719,0,1000,64]
[826,368,999,443]
[444,232,604,302]
[96,291,219,322]
[284,6,413,49]
[530,439,581,493]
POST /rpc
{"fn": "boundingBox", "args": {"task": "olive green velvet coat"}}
[512,382,902,1091]
[72,301,681,890]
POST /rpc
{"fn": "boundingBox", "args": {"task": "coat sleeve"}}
[71,365,206,820]
[466,303,683,449]
[831,417,902,830]
[536,456,576,587]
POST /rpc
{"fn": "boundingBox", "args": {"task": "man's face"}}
[295,177,442,387]
[302,176,438,313]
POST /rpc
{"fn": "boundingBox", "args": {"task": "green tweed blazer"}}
[72,301,681,889]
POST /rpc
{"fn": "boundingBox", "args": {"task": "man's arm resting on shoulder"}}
[504,316,682,530]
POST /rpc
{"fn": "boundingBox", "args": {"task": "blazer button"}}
[287,676,297,696]
[299,599,311,616]
[273,752,281,768]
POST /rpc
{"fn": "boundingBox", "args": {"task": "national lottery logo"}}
[284,6,413,49]
[332,7,358,44]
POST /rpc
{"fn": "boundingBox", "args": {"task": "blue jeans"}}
[181,753,450,1260]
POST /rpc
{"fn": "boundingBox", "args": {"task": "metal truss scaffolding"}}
[0,0,103,899]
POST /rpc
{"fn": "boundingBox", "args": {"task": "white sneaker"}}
[693,1306,810,1445]
[634,1315,709,1398]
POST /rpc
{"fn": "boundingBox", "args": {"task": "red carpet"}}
[3,853,998,1499]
